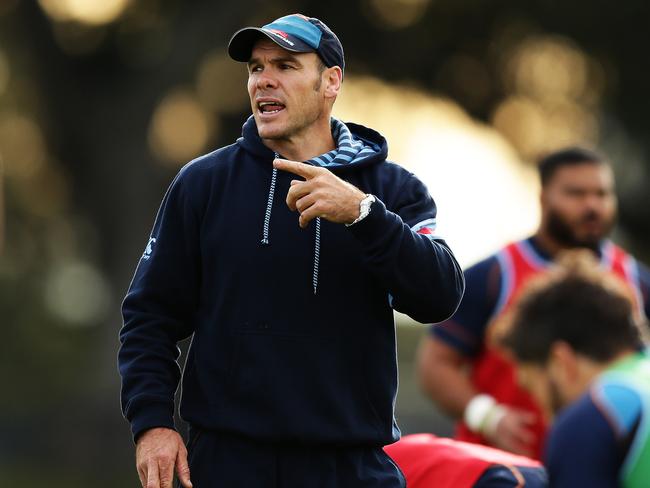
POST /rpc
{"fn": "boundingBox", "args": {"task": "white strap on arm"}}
[464,394,507,436]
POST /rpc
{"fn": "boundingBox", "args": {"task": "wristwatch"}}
[346,194,376,226]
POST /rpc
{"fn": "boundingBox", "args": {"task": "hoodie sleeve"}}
[347,172,464,324]
[118,169,200,441]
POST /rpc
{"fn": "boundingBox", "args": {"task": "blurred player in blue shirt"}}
[502,252,650,488]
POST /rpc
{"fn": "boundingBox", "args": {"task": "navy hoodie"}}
[119,116,464,446]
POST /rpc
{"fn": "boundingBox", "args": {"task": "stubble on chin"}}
[255,115,286,140]
[258,126,290,142]
[547,209,612,251]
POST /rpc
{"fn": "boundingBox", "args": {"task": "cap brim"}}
[228,27,314,62]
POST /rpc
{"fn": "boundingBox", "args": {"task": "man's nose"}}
[584,194,605,213]
[257,72,278,90]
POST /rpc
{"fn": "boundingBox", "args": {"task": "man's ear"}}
[323,66,342,99]
[549,340,578,381]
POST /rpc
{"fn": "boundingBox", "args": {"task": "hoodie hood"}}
[236,115,388,172]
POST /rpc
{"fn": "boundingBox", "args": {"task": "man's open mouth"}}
[258,101,286,114]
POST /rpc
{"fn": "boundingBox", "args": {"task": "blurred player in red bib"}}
[418,147,650,459]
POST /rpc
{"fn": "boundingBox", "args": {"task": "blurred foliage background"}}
[1,0,650,485]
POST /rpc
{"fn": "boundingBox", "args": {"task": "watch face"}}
[360,195,373,217]
[347,195,374,226]
[362,195,375,210]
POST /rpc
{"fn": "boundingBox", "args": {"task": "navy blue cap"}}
[228,14,345,73]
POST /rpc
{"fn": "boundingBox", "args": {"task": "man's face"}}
[247,39,328,141]
[541,163,617,251]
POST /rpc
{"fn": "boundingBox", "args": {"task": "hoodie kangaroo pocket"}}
[223,328,386,442]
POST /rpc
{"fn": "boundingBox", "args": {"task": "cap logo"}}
[229,15,342,71]
[263,28,295,47]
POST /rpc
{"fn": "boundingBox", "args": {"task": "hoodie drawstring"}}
[260,166,277,246]
[313,217,321,295]
[260,154,322,294]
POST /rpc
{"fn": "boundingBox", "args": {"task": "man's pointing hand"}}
[273,158,366,228]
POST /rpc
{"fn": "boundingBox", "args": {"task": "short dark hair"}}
[502,252,643,364]
[538,147,608,186]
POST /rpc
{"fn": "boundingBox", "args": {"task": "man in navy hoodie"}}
[119,13,464,488]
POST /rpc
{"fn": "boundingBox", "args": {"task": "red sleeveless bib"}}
[385,433,542,488]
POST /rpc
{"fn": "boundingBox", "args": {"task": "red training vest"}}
[384,433,542,488]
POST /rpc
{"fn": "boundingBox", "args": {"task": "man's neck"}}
[570,349,638,403]
[263,119,336,162]
[531,231,565,258]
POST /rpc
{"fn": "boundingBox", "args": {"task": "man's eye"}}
[280,64,294,69]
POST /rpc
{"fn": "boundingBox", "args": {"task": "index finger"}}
[273,158,320,179]
[145,460,160,488]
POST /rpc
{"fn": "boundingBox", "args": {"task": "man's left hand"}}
[274,158,366,228]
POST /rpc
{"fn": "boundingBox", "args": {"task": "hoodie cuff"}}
[130,402,176,444]
[346,197,399,245]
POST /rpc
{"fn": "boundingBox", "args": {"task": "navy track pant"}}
[180,427,406,488]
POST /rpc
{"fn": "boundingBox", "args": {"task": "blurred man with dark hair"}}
[502,254,650,487]
[417,146,650,459]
